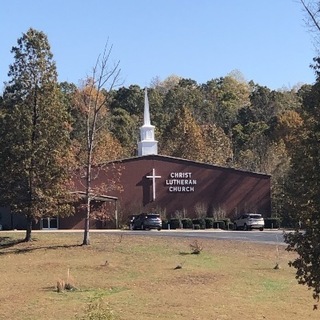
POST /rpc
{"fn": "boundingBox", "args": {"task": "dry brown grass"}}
[0,231,316,319]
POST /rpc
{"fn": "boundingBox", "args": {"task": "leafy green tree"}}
[280,2,320,307]
[249,85,276,123]
[283,76,320,307]
[150,74,181,95]
[160,106,207,162]
[109,107,139,157]
[202,75,251,134]
[0,28,74,241]
[108,85,145,156]
[58,81,84,141]
[271,110,304,148]
[231,85,302,217]
[249,85,301,125]
[109,86,164,156]
[110,85,143,115]
[268,141,289,201]
[201,124,233,166]
[161,78,204,126]
[232,121,270,172]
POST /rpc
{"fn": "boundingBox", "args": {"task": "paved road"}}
[9,228,288,245]
[107,229,287,245]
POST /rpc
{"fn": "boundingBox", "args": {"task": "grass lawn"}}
[0,231,316,319]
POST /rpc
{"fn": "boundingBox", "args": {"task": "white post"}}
[115,200,118,229]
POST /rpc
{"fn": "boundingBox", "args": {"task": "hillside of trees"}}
[0,28,318,230]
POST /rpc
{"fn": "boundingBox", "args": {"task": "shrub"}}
[264,218,281,229]
[193,224,200,230]
[204,218,214,229]
[227,222,234,230]
[218,218,232,230]
[220,218,233,230]
[192,218,206,229]
[162,220,169,229]
[213,220,226,229]
[169,219,182,229]
[181,218,193,229]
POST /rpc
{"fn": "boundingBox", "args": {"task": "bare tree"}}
[300,0,320,48]
[75,42,121,245]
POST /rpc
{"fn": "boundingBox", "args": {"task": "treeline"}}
[0,28,318,231]
[97,75,308,225]
[60,71,311,226]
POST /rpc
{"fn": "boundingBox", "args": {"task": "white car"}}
[233,213,264,231]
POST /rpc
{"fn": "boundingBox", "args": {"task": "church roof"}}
[103,154,271,178]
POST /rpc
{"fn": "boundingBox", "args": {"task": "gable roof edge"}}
[101,154,271,178]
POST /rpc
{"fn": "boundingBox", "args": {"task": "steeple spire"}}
[144,88,151,126]
[138,88,158,156]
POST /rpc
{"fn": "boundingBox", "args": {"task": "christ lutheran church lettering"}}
[165,172,197,192]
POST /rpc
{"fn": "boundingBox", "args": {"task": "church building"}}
[62,88,271,229]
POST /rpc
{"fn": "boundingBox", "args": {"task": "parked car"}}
[132,213,162,231]
[233,213,264,231]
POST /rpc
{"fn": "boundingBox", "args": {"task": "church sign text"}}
[165,172,197,192]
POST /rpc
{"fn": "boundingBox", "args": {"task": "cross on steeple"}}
[146,168,161,201]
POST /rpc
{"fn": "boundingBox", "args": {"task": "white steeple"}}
[138,88,158,156]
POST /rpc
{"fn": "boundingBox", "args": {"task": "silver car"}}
[233,213,264,231]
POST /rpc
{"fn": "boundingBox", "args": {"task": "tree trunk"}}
[24,215,33,242]
[82,197,91,245]
[82,218,90,245]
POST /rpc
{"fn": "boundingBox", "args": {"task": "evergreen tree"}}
[284,78,320,307]
[0,28,74,241]
[110,107,139,157]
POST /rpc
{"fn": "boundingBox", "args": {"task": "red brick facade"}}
[66,154,271,228]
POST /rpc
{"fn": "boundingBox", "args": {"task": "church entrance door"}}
[41,217,59,230]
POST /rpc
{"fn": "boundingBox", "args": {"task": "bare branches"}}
[91,40,122,97]
[300,0,320,51]
[301,0,320,33]
[75,41,122,245]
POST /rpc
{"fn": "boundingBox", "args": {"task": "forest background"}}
[0,28,318,230]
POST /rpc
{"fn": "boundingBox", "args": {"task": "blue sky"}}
[0,0,318,91]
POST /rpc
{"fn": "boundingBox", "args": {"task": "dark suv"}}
[132,213,162,231]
